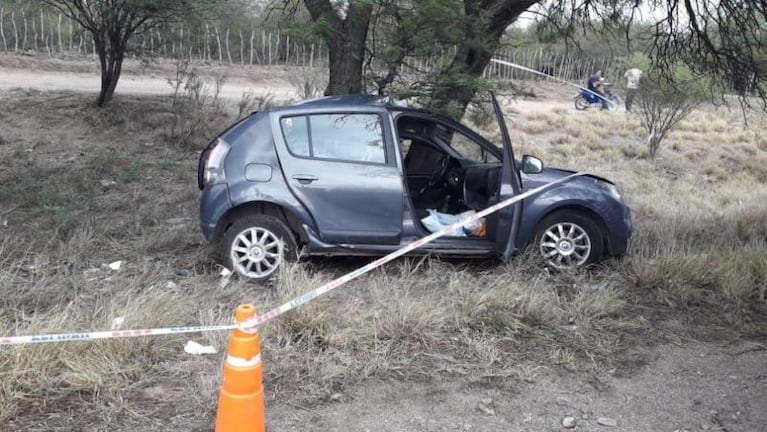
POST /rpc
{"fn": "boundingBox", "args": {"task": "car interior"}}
[396,115,505,239]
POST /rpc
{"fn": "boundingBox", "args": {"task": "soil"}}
[269,340,767,432]
[1,54,766,432]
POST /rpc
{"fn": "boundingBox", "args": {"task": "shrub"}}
[635,63,710,158]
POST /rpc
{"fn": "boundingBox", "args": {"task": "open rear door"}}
[490,93,523,261]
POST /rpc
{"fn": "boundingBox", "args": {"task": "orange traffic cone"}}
[215,304,266,432]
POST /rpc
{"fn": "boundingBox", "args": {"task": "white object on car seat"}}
[421,209,480,236]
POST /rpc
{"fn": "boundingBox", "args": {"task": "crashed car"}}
[198,94,632,281]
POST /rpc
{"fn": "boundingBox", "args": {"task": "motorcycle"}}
[574,84,621,110]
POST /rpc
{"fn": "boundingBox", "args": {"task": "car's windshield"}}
[434,123,500,164]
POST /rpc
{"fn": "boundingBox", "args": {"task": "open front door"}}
[490,93,523,260]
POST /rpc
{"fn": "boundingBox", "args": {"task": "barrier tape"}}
[1,172,584,346]
[490,58,618,106]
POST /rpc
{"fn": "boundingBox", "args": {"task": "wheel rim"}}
[230,227,284,279]
[539,222,591,267]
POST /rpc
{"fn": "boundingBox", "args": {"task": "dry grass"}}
[1,87,766,429]
[511,105,767,328]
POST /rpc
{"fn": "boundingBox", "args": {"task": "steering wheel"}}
[416,155,450,199]
[429,156,450,187]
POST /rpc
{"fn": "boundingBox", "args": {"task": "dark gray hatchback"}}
[198,95,632,281]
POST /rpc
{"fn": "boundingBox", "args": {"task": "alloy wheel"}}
[230,227,284,279]
[539,222,592,267]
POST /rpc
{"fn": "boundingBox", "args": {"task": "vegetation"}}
[635,63,710,158]
[1,0,766,429]
[39,0,220,106]
[0,83,765,427]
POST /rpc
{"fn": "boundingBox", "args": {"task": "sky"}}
[511,2,678,29]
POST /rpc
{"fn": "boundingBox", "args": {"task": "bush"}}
[165,61,229,149]
[635,63,710,158]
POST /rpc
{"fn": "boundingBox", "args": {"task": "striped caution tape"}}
[1,172,585,346]
[490,58,618,107]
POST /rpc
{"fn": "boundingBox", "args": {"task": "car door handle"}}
[292,174,318,184]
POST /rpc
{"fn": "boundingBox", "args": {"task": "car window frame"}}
[278,111,391,166]
[392,111,504,164]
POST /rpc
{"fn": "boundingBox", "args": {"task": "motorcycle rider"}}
[587,69,609,110]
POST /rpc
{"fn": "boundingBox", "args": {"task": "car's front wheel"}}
[534,210,604,268]
[220,214,297,282]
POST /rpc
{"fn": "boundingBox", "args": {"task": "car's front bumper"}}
[607,204,632,256]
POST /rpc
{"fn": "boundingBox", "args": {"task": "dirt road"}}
[0,68,296,100]
[265,339,767,432]
[0,66,577,114]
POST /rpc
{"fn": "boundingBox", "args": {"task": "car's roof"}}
[270,94,430,114]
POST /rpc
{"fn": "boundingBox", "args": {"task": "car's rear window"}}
[280,113,385,164]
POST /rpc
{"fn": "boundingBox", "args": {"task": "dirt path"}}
[269,340,767,432]
[0,68,296,101]
[0,66,578,115]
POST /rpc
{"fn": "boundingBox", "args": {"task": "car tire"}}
[574,96,589,111]
[533,210,604,268]
[220,214,298,282]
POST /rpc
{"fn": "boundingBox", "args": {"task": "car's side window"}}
[280,113,385,164]
[280,116,310,157]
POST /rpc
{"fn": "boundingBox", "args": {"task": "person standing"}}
[624,67,642,111]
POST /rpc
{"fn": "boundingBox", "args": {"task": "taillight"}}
[202,138,230,187]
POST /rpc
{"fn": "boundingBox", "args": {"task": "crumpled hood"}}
[521,166,612,191]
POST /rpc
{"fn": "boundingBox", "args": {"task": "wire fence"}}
[0,8,621,85]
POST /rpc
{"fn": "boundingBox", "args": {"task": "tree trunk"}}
[426,0,541,118]
[304,0,373,95]
[94,33,125,107]
[428,42,494,118]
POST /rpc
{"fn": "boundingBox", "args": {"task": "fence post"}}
[57,13,62,53]
[0,8,6,52]
[310,43,314,68]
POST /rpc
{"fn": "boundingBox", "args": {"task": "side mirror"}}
[521,155,543,174]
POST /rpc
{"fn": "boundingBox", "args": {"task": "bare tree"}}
[42,0,214,106]
[636,64,709,158]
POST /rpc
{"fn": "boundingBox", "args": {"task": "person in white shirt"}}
[624,67,642,111]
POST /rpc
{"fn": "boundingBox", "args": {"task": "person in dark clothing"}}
[587,69,609,110]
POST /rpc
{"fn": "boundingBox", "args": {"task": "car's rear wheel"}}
[534,210,604,268]
[574,95,589,110]
[220,214,297,282]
